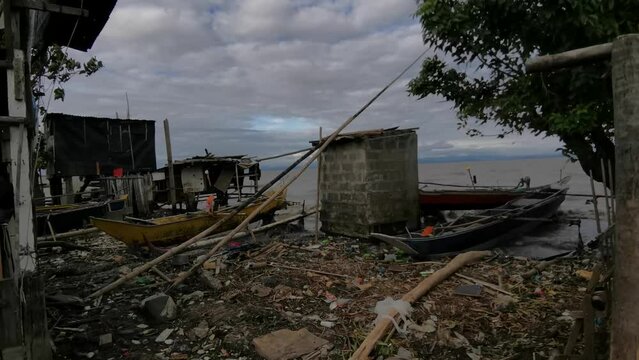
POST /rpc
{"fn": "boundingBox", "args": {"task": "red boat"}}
[418,177,569,211]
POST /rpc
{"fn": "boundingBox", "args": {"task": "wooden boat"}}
[36,199,126,236]
[418,178,568,211]
[373,187,568,258]
[91,191,287,247]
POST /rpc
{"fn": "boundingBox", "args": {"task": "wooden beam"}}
[0,116,26,125]
[12,0,88,17]
[525,43,612,73]
[163,119,177,213]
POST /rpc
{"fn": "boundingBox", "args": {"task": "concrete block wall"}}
[319,130,419,237]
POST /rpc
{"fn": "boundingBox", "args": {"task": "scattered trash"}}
[141,293,177,322]
[155,328,174,343]
[492,294,517,311]
[453,284,483,297]
[251,284,272,298]
[252,328,329,360]
[320,320,335,328]
[98,333,112,346]
[575,269,593,280]
[374,297,413,334]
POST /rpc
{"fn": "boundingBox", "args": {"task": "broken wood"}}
[522,257,561,279]
[151,267,171,283]
[349,250,491,360]
[36,241,88,251]
[268,262,351,279]
[454,273,514,296]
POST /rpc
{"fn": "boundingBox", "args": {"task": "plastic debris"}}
[373,297,413,334]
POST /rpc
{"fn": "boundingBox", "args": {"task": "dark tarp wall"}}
[45,113,156,177]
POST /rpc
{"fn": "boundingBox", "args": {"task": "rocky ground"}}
[39,224,601,360]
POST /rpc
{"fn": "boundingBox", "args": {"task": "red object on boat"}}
[420,225,434,237]
[113,168,124,177]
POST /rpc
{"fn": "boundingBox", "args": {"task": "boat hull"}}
[91,195,286,247]
[374,188,567,258]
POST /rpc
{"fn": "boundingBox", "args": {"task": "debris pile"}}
[40,231,595,359]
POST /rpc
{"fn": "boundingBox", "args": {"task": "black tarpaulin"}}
[45,113,156,176]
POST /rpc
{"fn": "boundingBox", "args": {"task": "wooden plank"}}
[12,0,88,16]
[525,43,612,73]
[0,116,26,125]
[0,279,22,349]
[21,274,52,360]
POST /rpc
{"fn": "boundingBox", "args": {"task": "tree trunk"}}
[610,33,639,360]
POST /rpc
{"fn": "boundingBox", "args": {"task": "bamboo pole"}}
[167,49,429,291]
[164,119,177,213]
[36,227,99,242]
[525,42,612,73]
[349,251,491,360]
[89,48,428,299]
[188,209,316,250]
[600,158,612,226]
[589,170,602,234]
[315,127,322,242]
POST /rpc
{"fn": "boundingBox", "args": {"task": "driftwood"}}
[349,250,491,360]
[454,273,514,296]
[268,262,351,279]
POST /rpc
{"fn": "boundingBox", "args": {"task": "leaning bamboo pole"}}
[167,49,429,290]
[88,48,428,299]
[349,250,491,360]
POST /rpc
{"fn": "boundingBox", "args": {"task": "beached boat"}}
[373,186,568,258]
[36,199,126,236]
[418,178,568,211]
[91,191,287,247]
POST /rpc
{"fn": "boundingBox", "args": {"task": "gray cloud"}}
[48,0,562,169]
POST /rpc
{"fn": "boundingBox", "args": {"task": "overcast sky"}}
[49,0,563,168]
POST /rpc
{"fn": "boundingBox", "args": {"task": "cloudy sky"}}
[49,0,563,168]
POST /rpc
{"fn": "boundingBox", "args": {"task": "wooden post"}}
[315,127,322,242]
[610,34,639,360]
[589,170,602,234]
[163,119,177,213]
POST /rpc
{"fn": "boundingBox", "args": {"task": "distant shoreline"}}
[259,153,565,171]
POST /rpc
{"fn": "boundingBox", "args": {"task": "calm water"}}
[261,157,611,259]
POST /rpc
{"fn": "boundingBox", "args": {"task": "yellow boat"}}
[90,191,287,247]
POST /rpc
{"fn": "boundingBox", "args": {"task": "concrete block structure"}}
[317,128,419,238]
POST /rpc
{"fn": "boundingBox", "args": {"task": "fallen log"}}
[349,250,491,360]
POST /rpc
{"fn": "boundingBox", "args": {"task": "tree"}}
[31,44,103,115]
[408,0,639,185]
[30,44,103,170]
